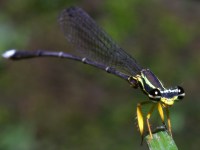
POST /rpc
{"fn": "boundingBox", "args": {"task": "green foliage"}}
[0,20,29,51]
[159,15,192,49]
[146,131,178,150]
[0,124,36,150]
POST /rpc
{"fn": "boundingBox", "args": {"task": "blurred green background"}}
[0,0,199,149]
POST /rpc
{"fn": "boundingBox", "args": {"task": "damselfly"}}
[2,7,185,139]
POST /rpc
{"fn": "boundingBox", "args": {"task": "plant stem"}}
[145,128,178,150]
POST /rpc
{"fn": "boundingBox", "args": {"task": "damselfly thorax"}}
[128,69,185,138]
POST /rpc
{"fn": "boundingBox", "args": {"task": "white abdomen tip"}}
[2,49,16,58]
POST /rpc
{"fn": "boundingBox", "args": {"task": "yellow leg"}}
[136,101,156,139]
[166,107,172,137]
[137,101,150,136]
[157,103,165,124]
[146,104,156,139]
[137,103,145,136]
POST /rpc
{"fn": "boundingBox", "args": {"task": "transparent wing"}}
[58,7,142,76]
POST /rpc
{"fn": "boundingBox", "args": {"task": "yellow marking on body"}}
[142,75,156,89]
[160,96,178,106]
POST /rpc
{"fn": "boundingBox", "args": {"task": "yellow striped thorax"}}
[131,69,185,106]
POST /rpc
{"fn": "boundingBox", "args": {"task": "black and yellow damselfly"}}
[2,7,185,139]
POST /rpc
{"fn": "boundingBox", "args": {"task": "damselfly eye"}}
[148,89,161,100]
[177,86,185,99]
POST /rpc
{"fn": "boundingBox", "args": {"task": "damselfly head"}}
[136,69,185,106]
[177,86,185,100]
[148,89,161,100]
[148,86,185,106]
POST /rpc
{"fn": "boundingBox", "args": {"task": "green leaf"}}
[145,130,178,150]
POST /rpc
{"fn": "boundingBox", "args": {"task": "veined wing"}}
[58,7,142,76]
